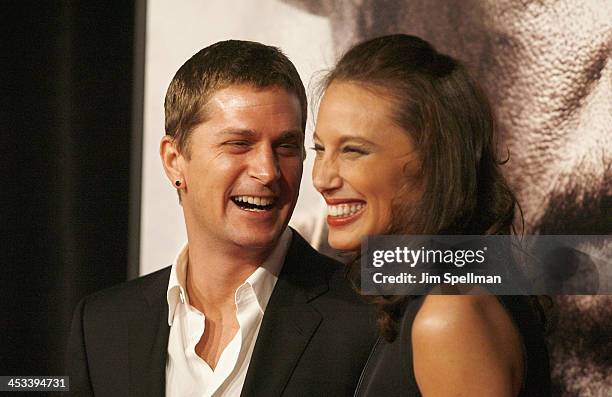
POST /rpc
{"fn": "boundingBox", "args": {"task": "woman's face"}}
[313,82,421,251]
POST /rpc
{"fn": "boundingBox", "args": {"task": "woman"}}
[312,34,550,396]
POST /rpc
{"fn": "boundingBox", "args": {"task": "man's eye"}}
[277,143,302,156]
[310,144,324,152]
[226,141,250,146]
[222,141,251,153]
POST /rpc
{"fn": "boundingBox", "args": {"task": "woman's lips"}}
[325,201,366,227]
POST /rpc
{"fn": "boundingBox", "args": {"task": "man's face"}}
[178,85,303,254]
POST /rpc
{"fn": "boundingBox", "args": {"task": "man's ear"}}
[160,135,185,188]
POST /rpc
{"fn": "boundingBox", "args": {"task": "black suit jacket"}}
[67,232,377,396]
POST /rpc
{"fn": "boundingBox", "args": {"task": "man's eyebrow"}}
[215,128,256,138]
[215,128,302,141]
[275,130,303,142]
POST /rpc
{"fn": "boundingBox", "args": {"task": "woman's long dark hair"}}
[322,34,522,341]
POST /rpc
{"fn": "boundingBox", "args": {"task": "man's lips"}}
[231,195,278,212]
[232,195,276,206]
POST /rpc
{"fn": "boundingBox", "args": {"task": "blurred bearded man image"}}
[66,40,377,396]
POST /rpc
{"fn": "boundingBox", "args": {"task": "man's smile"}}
[231,195,277,212]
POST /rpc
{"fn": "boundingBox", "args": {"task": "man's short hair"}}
[164,40,307,157]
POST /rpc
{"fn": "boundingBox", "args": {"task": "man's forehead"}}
[214,128,302,138]
[208,85,300,112]
[195,85,303,137]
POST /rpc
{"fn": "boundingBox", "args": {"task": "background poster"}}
[3,1,607,395]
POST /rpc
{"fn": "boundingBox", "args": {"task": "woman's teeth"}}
[327,203,365,217]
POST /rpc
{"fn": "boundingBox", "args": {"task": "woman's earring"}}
[175,180,182,187]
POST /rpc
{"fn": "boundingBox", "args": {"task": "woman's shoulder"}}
[412,295,524,357]
[411,294,524,396]
[414,294,521,329]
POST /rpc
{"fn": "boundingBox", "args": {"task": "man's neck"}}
[182,232,280,369]
[184,233,275,312]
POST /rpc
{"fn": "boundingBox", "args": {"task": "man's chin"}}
[229,227,285,252]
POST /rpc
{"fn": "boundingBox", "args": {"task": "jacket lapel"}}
[127,268,171,397]
[241,233,328,396]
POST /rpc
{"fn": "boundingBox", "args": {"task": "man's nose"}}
[249,145,281,185]
[312,155,342,193]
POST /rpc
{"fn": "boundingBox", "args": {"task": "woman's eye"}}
[342,146,368,155]
[311,144,324,152]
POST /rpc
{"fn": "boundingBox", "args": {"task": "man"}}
[67,40,377,396]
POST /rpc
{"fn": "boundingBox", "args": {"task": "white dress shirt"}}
[165,229,292,397]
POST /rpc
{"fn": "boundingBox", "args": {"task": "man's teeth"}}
[234,196,274,206]
[328,203,365,217]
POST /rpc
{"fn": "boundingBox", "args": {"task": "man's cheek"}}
[282,161,304,184]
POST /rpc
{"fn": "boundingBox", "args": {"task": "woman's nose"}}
[312,155,342,193]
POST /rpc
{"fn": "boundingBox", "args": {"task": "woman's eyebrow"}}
[338,136,376,146]
[313,132,376,146]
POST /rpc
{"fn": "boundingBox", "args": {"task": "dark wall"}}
[2,1,136,376]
